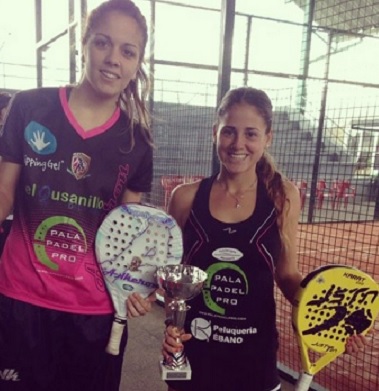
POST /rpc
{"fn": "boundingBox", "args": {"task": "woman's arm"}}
[275,180,303,304]
[121,188,143,203]
[0,160,21,224]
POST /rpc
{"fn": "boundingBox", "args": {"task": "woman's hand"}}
[126,292,156,318]
[345,334,369,355]
[162,325,192,364]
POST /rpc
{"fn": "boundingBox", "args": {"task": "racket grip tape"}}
[105,317,127,356]
[295,372,313,391]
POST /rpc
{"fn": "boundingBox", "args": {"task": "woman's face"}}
[213,103,272,175]
[82,10,143,100]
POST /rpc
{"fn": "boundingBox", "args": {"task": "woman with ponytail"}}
[162,87,366,391]
[162,87,302,391]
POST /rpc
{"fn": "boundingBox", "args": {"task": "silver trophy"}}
[157,264,208,381]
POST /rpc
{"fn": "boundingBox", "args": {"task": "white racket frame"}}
[95,203,183,355]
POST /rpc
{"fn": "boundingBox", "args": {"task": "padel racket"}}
[95,203,183,355]
[292,264,379,391]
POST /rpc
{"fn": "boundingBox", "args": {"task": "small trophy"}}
[156,264,208,381]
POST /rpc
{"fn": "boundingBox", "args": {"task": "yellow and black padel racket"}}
[292,265,379,391]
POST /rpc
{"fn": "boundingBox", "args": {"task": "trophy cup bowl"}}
[156,264,208,381]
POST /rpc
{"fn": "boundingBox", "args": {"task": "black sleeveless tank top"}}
[182,175,282,356]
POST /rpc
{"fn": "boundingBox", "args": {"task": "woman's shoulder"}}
[282,178,300,198]
[171,180,202,204]
[11,87,60,110]
[168,179,203,228]
[281,178,302,215]
[16,87,59,99]
[121,115,153,147]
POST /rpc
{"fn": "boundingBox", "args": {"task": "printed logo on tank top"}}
[222,227,237,234]
[190,247,258,346]
[67,152,91,180]
[24,121,57,155]
[202,248,248,316]
[190,316,257,345]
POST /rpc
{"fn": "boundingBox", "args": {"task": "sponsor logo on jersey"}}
[24,155,65,172]
[103,163,129,211]
[24,121,57,155]
[0,369,21,381]
[25,183,104,210]
[33,216,87,271]
[68,152,91,180]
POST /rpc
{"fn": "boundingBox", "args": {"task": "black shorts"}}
[0,294,128,391]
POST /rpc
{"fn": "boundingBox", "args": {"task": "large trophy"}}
[156,264,208,381]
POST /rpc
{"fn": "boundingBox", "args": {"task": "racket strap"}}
[114,317,127,325]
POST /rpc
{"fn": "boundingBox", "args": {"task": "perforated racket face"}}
[293,265,379,355]
[95,203,183,317]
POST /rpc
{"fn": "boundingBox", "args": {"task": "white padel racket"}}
[95,203,183,355]
[292,264,379,391]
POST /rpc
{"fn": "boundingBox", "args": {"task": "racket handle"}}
[105,318,126,356]
[295,372,313,391]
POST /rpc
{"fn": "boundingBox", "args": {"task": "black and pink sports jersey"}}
[0,87,153,314]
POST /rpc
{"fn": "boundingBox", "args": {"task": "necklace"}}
[224,178,258,209]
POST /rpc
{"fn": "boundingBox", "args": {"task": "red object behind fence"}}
[330,180,356,209]
[161,175,204,210]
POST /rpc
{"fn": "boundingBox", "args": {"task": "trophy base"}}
[159,356,192,381]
